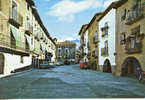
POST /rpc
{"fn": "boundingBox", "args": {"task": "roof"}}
[97,0,128,21]
[49,37,56,46]
[86,12,102,30]
[78,24,88,35]
[115,0,128,8]
[56,41,76,47]
[26,0,35,6]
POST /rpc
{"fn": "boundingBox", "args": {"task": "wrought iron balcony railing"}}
[126,5,144,25]
[25,24,33,35]
[9,11,23,28]
[125,40,142,54]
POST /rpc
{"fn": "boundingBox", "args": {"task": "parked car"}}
[80,60,89,69]
[57,61,64,66]
[64,60,70,65]
[39,60,50,69]
[49,62,55,68]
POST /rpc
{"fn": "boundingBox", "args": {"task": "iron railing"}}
[9,11,23,28]
[125,40,142,54]
[126,5,144,25]
[26,24,33,34]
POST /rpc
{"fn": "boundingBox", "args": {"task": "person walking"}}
[136,67,142,82]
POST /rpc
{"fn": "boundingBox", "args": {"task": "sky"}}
[34,0,118,42]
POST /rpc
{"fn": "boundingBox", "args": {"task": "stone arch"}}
[121,57,142,77]
[103,59,112,73]
[0,53,5,74]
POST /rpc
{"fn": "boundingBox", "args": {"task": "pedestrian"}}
[136,67,142,82]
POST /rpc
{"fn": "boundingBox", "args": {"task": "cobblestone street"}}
[0,65,145,99]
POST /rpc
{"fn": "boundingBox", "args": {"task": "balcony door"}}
[12,1,18,21]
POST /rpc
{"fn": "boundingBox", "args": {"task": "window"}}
[104,40,109,55]
[95,48,98,57]
[20,56,24,63]
[94,32,98,41]
[12,1,18,21]
[121,9,126,21]
[130,38,135,48]
[120,33,126,45]
[105,40,108,48]
[26,17,30,30]
[101,22,109,37]
[104,22,108,35]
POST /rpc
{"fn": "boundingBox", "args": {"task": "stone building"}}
[56,41,76,63]
[78,24,88,62]
[0,0,56,76]
[115,0,145,77]
[87,13,102,70]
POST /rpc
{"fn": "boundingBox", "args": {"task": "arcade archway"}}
[103,59,112,73]
[121,57,142,77]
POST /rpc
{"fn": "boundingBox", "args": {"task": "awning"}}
[25,34,31,48]
[10,27,18,40]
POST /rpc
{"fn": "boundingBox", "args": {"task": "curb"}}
[0,68,34,79]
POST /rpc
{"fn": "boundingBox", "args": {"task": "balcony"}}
[101,47,108,56]
[101,24,109,37]
[126,6,144,25]
[125,40,142,54]
[25,25,33,35]
[9,12,23,29]
[0,34,29,56]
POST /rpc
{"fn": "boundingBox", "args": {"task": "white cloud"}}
[58,37,75,42]
[103,0,119,8]
[45,0,50,2]
[48,0,102,22]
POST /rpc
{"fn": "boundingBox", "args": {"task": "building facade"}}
[78,24,88,62]
[56,41,76,63]
[98,3,117,74]
[115,0,145,77]
[0,0,56,76]
[87,13,102,70]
